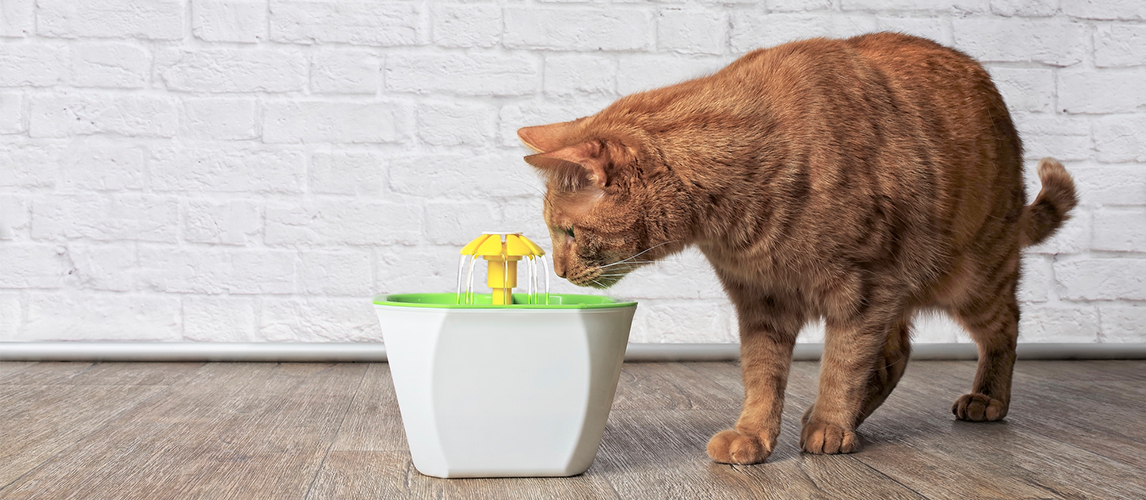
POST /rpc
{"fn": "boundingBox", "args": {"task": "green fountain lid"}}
[373,293,637,310]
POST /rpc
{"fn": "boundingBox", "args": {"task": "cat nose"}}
[553,260,566,278]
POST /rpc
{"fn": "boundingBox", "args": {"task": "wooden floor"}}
[1,360,1144,500]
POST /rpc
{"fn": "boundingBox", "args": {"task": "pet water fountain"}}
[374,232,638,478]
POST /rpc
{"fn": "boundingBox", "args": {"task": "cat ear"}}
[523,141,607,191]
[517,122,573,153]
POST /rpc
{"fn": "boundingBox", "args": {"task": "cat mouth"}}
[567,269,626,289]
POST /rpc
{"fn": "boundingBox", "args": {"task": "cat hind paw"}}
[952,393,1007,421]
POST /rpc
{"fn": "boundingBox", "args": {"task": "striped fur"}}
[518,33,1078,464]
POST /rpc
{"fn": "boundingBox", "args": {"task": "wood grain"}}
[1,360,1143,500]
[0,363,365,500]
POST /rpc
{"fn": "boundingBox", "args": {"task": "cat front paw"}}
[800,422,858,454]
[706,429,774,465]
[952,393,1007,421]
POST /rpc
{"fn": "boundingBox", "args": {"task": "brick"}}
[1098,305,1146,343]
[263,101,401,144]
[424,201,499,246]
[988,67,1054,113]
[0,44,67,86]
[376,245,457,295]
[299,249,373,296]
[1067,164,1146,206]
[24,292,181,341]
[70,43,148,89]
[155,48,308,93]
[1025,207,1089,254]
[310,151,386,196]
[183,198,262,246]
[953,19,1086,66]
[193,0,266,43]
[769,0,832,12]
[418,101,497,147]
[1019,305,1100,343]
[260,297,380,342]
[265,201,421,246]
[29,94,178,138]
[617,55,729,94]
[0,292,19,339]
[0,92,25,134]
[1,0,33,37]
[0,244,70,288]
[991,0,1055,16]
[37,0,183,40]
[1093,115,1146,162]
[504,8,652,51]
[386,53,538,96]
[498,197,551,245]
[60,142,147,191]
[183,295,257,342]
[0,143,60,187]
[1062,0,1146,20]
[543,54,616,96]
[32,194,179,243]
[842,0,986,12]
[390,152,536,200]
[1055,257,1146,301]
[657,9,727,55]
[731,13,878,53]
[1092,208,1146,251]
[180,98,259,141]
[65,243,136,291]
[1018,254,1052,303]
[0,194,30,240]
[150,146,306,194]
[631,299,736,343]
[310,49,380,95]
[1013,114,1092,162]
[270,1,421,46]
[431,3,500,48]
[139,247,296,294]
[875,18,951,45]
[1095,24,1146,67]
[1058,70,1146,114]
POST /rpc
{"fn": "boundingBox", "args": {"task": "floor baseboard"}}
[2,342,1144,362]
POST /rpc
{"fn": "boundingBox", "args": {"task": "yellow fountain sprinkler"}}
[458,232,547,305]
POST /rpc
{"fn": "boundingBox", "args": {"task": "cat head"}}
[518,117,689,288]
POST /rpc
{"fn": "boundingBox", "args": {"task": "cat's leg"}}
[706,300,801,465]
[950,270,1020,422]
[801,303,905,454]
[800,317,911,428]
[856,317,912,426]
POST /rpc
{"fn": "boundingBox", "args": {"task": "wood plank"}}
[0,363,366,500]
[594,410,925,500]
[611,362,742,411]
[852,361,1146,500]
[0,362,37,378]
[309,451,621,500]
[921,360,1146,470]
[0,362,94,385]
[331,363,407,452]
[1013,359,1146,382]
[0,384,164,487]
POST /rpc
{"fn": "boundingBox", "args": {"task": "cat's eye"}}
[564,227,575,239]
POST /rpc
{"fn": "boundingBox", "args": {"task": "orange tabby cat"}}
[517,32,1078,464]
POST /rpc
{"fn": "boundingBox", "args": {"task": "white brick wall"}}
[1,0,1143,344]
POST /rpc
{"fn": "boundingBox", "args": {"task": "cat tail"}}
[1020,157,1078,247]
